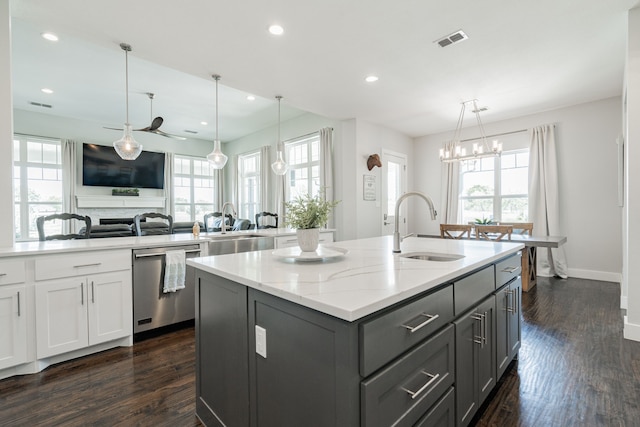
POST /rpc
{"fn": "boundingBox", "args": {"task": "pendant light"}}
[113,43,143,161]
[439,99,502,163]
[271,95,289,175]
[206,74,228,169]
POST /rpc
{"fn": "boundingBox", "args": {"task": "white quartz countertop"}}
[0,228,324,257]
[187,235,524,322]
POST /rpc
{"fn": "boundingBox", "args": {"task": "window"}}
[237,151,261,221]
[13,136,63,241]
[458,150,529,223]
[173,155,215,223]
[285,133,320,200]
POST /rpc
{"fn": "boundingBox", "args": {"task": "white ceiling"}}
[9,0,639,143]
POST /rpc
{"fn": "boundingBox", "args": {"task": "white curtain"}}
[62,139,78,233]
[260,146,271,212]
[214,168,224,211]
[528,124,568,278]
[164,152,174,217]
[231,154,239,212]
[319,127,334,227]
[440,141,460,224]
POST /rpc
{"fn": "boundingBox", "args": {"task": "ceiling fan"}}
[105,92,186,140]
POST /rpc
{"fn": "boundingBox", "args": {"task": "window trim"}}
[458,148,529,223]
[236,149,261,221]
[173,154,215,223]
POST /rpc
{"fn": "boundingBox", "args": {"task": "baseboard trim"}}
[567,268,621,284]
[621,295,628,310]
[624,316,640,342]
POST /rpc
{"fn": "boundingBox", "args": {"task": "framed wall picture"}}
[363,175,376,201]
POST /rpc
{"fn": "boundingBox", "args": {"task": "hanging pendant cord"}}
[213,74,220,141]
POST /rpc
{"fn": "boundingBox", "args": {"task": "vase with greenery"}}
[285,192,340,251]
[474,216,495,225]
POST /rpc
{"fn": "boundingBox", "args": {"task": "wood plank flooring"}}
[1,276,639,426]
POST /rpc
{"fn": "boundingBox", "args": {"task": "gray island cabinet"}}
[188,236,523,427]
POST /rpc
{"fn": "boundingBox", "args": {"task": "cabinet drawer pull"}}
[401,313,439,333]
[81,283,84,305]
[501,266,518,273]
[0,273,7,277]
[471,313,486,347]
[17,291,20,317]
[506,290,516,314]
[73,263,102,268]
[401,371,440,400]
[91,281,95,303]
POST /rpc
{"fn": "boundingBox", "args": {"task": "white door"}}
[381,151,407,236]
[88,271,132,346]
[35,279,88,358]
[0,285,27,370]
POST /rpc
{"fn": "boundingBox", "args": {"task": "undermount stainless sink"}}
[399,252,465,262]
[207,234,274,255]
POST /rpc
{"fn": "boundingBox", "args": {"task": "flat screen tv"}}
[82,143,165,189]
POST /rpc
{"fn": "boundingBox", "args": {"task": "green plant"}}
[284,192,340,229]
[474,216,494,225]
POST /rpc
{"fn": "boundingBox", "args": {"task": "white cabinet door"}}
[35,279,89,358]
[0,285,28,370]
[87,271,132,345]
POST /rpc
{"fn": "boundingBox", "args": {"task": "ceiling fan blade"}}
[149,116,164,131]
[151,129,187,140]
[103,126,123,131]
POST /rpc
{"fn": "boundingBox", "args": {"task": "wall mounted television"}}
[82,143,165,189]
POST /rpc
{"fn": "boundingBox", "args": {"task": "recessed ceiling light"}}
[246,95,256,101]
[365,75,379,83]
[41,32,59,42]
[268,25,284,35]
[200,121,208,126]
[41,88,53,94]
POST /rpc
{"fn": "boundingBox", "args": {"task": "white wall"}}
[624,6,640,341]
[414,97,623,282]
[0,0,14,247]
[354,120,414,239]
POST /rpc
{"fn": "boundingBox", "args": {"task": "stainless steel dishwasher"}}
[132,244,201,333]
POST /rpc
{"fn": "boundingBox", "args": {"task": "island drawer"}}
[454,265,494,316]
[495,252,522,288]
[361,324,455,427]
[414,386,455,427]
[360,284,453,377]
[0,259,26,285]
[34,250,131,281]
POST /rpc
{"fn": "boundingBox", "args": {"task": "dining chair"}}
[203,212,234,232]
[36,213,92,241]
[498,222,533,236]
[133,213,173,236]
[475,224,513,241]
[440,224,472,239]
[255,212,278,229]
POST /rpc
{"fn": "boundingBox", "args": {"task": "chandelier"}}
[439,99,502,163]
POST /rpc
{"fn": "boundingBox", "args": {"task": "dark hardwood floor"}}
[1,276,639,426]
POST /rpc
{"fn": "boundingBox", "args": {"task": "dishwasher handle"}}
[134,249,201,259]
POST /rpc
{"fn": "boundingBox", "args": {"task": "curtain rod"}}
[460,128,527,143]
[14,132,63,140]
[282,127,333,144]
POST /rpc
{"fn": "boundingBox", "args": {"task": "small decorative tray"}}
[272,246,348,262]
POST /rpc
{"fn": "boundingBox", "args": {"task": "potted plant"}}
[474,216,495,225]
[285,192,340,252]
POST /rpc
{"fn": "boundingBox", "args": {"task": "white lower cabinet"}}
[0,284,28,370]
[35,271,131,359]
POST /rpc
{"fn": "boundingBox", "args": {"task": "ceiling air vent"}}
[436,30,468,48]
[183,130,198,134]
[29,101,53,109]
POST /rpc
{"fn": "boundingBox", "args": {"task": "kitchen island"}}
[188,236,524,426]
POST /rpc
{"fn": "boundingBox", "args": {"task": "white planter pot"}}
[296,228,320,252]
